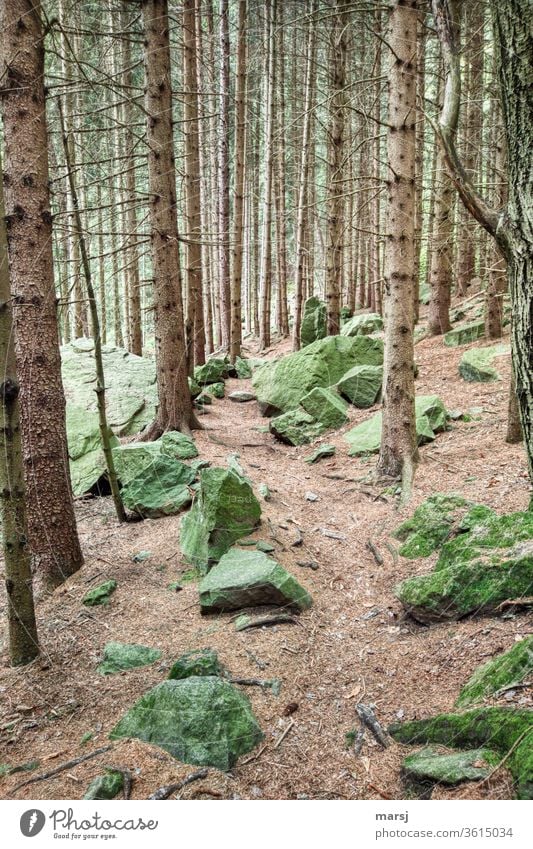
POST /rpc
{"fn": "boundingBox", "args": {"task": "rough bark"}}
[258,0,276,351]
[230,0,247,362]
[217,0,231,349]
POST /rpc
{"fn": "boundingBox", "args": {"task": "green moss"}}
[269,408,326,446]
[394,495,494,559]
[97,642,162,676]
[403,746,498,786]
[459,344,509,383]
[168,649,223,680]
[389,708,533,799]
[82,580,117,607]
[300,296,327,348]
[83,769,124,800]
[205,382,225,398]
[456,637,533,707]
[300,387,348,429]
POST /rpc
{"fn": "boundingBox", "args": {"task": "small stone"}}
[256,540,275,553]
[296,561,319,570]
[305,492,319,501]
[205,382,225,399]
[403,746,495,786]
[304,444,336,464]
[258,483,271,500]
[168,649,223,680]
[83,769,124,800]
[97,642,162,676]
[82,580,117,607]
[444,320,485,347]
[132,550,151,563]
[228,391,257,402]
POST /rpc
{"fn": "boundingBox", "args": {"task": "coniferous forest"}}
[0,0,532,810]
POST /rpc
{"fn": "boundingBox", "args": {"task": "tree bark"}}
[258,0,276,350]
[217,0,231,349]
[230,0,247,362]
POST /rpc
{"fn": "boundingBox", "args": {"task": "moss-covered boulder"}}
[160,431,199,460]
[393,494,495,559]
[110,677,263,770]
[340,312,383,337]
[97,642,162,676]
[194,357,229,385]
[234,356,253,378]
[304,444,336,464]
[336,364,383,408]
[395,511,533,622]
[459,344,510,382]
[344,395,448,456]
[229,391,256,402]
[403,746,496,787]
[112,433,197,488]
[456,637,533,708]
[205,382,225,399]
[168,649,223,680]
[66,406,120,496]
[199,547,312,613]
[252,334,383,416]
[269,408,325,446]
[444,320,485,347]
[300,296,327,348]
[82,580,117,607]
[120,455,195,518]
[83,769,124,800]
[180,467,261,572]
[389,707,533,799]
[300,387,348,429]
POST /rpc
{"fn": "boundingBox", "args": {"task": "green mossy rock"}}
[97,642,162,676]
[252,334,383,416]
[304,444,336,464]
[110,677,263,770]
[300,387,348,429]
[197,392,213,405]
[194,358,228,385]
[67,406,120,496]
[389,707,533,799]
[61,340,158,436]
[206,382,225,399]
[168,649,223,680]
[83,769,124,800]
[403,746,496,786]
[180,467,261,572]
[199,547,313,613]
[160,431,198,461]
[112,443,161,484]
[444,320,485,347]
[456,637,533,707]
[234,356,253,378]
[82,580,117,607]
[395,511,533,622]
[340,305,353,322]
[269,409,326,446]
[344,395,448,456]
[336,364,383,408]
[340,312,383,337]
[459,344,510,382]
[393,494,495,559]
[229,391,256,402]
[120,455,195,518]
[300,296,327,348]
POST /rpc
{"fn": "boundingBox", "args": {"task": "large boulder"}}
[300,387,348,429]
[269,409,325,446]
[344,395,448,456]
[459,344,510,382]
[180,468,261,572]
[444,320,485,347]
[110,677,263,771]
[199,547,313,613]
[67,406,119,496]
[97,642,162,676]
[120,455,195,518]
[393,494,495,559]
[252,334,383,416]
[300,296,327,348]
[395,510,533,622]
[456,636,533,708]
[194,357,228,385]
[340,312,383,337]
[336,364,383,408]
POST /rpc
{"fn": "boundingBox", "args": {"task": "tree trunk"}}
[427,137,454,335]
[258,0,276,350]
[1,0,83,590]
[140,0,199,437]
[230,0,247,362]
[377,0,418,490]
[217,0,231,349]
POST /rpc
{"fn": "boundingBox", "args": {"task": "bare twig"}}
[148,768,209,800]
[10,745,114,793]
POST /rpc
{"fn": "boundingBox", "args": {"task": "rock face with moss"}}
[300,296,327,347]
[300,387,348,429]
[252,334,383,416]
[110,677,263,770]
[83,769,124,800]
[459,344,510,382]
[199,547,313,613]
[97,642,162,675]
[168,649,223,680]
[67,406,120,496]
[82,580,117,607]
[402,746,496,789]
[456,637,533,707]
[336,364,383,408]
[269,409,325,446]
[395,510,533,622]
[344,395,448,456]
[180,468,261,572]
[120,456,195,518]
[393,494,495,559]
[389,707,533,799]
[194,357,229,385]
[340,312,383,337]
[444,320,485,347]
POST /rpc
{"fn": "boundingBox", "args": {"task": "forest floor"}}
[0,320,531,801]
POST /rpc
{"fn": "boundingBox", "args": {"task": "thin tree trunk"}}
[217,0,231,349]
[230,0,247,362]
[258,0,276,350]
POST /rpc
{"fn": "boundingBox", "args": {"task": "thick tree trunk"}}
[1,0,83,590]
[377,0,418,490]
[140,0,198,437]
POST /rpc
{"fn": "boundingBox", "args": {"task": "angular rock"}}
[110,677,263,770]
[112,443,162,485]
[67,405,120,496]
[456,636,533,708]
[402,746,496,787]
[269,409,325,446]
[194,358,228,385]
[340,305,353,323]
[82,580,117,607]
[304,444,336,464]
[205,382,225,399]
[256,540,275,553]
[258,483,271,500]
[340,312,383,337]
[197,392,213,405]
[160,431,198,461]
[300,296,327,348]
[459,344,510,382]
[336,364,383,408]
[168,649,223,680]
[300,387,348,429]
[393,494,495,559]
[120,455,195,518]
[229,391,257,402]
[83,769,124,800]
[444,320,485,347]
[199,547,312,613]
[234,356,253,378]
[180,467,261,572]
[98,642,162,676]
[344,395,448,456]
[252,334,383,416]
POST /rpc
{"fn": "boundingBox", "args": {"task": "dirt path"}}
[0,330,531,800]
